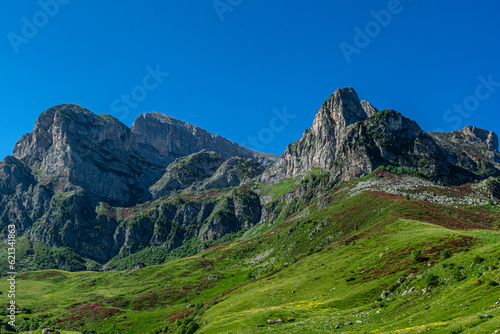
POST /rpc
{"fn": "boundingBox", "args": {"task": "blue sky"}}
[1,0,499,159]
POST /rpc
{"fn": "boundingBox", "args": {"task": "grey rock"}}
[150,150,226,199]
[361,100,378,117]
[261,87,476,186]
[381,290,390,299]
[429,126,500,178]
[199,157,264,191]
[13,104,162,206]
[131,111,278,168]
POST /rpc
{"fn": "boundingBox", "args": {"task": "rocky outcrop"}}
[131,111,278,168]
[150,150,226,199]
[199,157,264,190]
[361,100,378,117]
[261,88,370,182]
[429,126,500,178]
[100,187,261,261]
[150,151,266,199]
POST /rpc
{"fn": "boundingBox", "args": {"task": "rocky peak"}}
[454,126,498,151]
[261,88,478,184]
[361,100,379,117]
[13,104,160,205]
[131,111,278,168]
[429,126,498,152]
[262,87,373,182]
[429,126,500,178]
[311,87,368,134]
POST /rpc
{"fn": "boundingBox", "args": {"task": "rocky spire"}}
[261,87,372,182]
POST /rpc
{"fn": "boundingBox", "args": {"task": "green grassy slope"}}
[1,182,500,333]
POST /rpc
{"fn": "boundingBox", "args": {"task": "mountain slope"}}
[2,176,500,333]
[0,104,277,266]
[2,87,500,333]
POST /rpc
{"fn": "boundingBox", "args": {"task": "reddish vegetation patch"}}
[417,235,476,259]
[349,235,477,283]
[119,207,137,220]
[20,271,67,280]
[372,191,498,230]
[128,277,218,311]
[166,308,194,323]
[57,302,123,329]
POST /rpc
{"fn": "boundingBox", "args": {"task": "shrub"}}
[453,269,465,282]
[473,255,485,264]
[413,249,425,262]
[423,274,439,288]
[450,325,464,334]
[440,249,452,260]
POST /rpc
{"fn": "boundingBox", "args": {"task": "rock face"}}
[429,126,500,178]
[131,112,278,168]
[150,150,227,199]
[199,157,264,191]
[361,100,378,117]
[13,104,162,206]
[261,88,371,181]
[261,87,474,184]
[149,151,265,200]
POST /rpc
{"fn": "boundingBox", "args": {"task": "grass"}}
[2,181,500,333]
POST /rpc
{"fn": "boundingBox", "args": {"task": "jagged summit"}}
[261,87,499,184]
[10,104,277,206]
[13,103,156,205]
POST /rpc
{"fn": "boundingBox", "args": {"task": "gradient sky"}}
[1,1,499,159]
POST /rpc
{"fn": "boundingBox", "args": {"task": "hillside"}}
[1,171,500,333]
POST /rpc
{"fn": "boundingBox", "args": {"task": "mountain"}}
[429,125,500,178]
[12,104,161,206]
[2,89,500,267]
[131,111,278,168]
[2,87,500,333]
[261,88,482,185]
[0,104,277,263]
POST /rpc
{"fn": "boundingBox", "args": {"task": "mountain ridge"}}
[1,88,500,270]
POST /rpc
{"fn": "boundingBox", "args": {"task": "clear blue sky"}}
[1,0,499,159]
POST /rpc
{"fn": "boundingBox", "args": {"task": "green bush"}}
[453,268,465,282]
[423,274,439,288]
[440,249,452,260]
[450,325,464,334]
[413,249,425,262]
[473,255,485,264]
[175,319,200,334]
